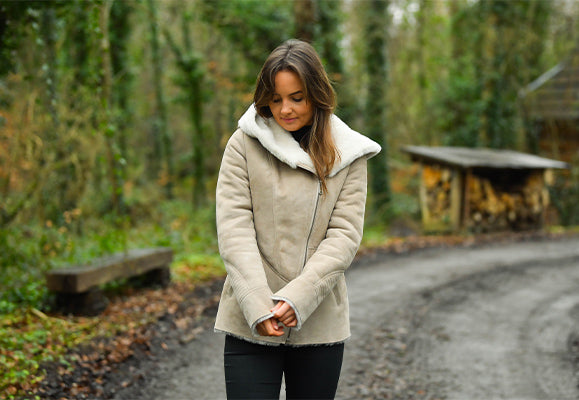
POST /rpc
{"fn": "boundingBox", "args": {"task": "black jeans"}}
[224,335,344,400]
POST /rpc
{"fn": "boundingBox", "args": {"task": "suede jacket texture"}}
[214,105,381,346]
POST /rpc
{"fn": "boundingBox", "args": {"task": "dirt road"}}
[113,236,579,400]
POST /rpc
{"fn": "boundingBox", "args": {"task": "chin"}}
[284,123,303,131]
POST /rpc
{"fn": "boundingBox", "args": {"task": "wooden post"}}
[462,168,472,231]
[418,162,432,230]
[449,167,464,231]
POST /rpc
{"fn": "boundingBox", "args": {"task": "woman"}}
[214,39,381,399]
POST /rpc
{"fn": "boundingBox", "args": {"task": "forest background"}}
[1,0,579,396]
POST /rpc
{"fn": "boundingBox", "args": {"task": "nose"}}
[280,99,292,115]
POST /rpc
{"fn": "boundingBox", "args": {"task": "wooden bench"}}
[46,247,173,316]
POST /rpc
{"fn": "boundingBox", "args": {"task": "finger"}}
[271,302,283,313]
[270,318,281,331]
[272,302,292,319]
[256,322,267,336]
[257,319,279,336]
[265,319,284,336]
[277,309,296,322]
[280,315,297,327]
[284,319,297,327]
[282,314,296,322]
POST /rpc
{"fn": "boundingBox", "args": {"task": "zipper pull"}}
[318,180,322,195]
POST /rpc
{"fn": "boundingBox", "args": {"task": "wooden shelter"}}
[520,49,579,163]
[402,146,568,233]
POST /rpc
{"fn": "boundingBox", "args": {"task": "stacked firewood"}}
[422,164,452,223]
[467,171,547,232]
[421,163,549,232]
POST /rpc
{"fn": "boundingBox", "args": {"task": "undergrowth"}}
[0,200,221,398]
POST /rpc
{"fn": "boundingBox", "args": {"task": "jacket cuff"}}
[273,280,317,328]
[271,295,303,331]
[239,286,276,332]
[250,311,275,337]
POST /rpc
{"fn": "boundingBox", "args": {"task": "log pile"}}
[421,163,549,232]
[467,170,548,232]
[422,164,453,225]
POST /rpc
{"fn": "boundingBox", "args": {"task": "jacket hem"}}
[214,328,283,346]
[214,328,350,347]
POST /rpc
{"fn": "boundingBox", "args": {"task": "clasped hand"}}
[256,301,297,337]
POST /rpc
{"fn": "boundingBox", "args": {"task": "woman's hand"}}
[256,317,284,337]
[256,301,298,337]
[272,301,297,327]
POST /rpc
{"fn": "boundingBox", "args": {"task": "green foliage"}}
[0,199,221,397]
[362,196,421,246]
[0,199,219,314]
[432,0,553,150]
[165,8,211,209]
[173,253,225,282]
[549,166,579,226]
[0,2,29,75]
[315,0,345,77]
[0,227,50,314]
[388,191,420,221]
[434,77,484,147]
[0,308,102,397]
[200,0,294,79]
[0,1,71,76]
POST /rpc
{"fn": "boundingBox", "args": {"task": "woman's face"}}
[268,70,314,132]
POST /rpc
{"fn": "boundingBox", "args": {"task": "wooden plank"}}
[46,247,173,293]
[419,162,433,229]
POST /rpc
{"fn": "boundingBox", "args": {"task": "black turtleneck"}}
[290,125,312,148]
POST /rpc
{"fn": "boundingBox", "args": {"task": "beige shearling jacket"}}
[214,105,381,346]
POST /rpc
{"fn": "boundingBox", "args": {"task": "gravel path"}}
[113,236,579,400]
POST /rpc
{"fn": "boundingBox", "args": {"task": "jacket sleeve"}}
[216,131,276,334]
[272,157,368,329]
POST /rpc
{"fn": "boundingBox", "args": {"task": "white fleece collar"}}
[238,105,381,177]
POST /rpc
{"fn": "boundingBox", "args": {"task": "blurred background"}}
[1,0,579,312]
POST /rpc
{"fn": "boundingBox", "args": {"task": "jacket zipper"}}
[302,179,322,270]
[286,180,321,345]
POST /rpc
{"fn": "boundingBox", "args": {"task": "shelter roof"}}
[402,146,569,170]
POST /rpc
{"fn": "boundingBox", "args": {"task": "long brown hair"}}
[253,39,339,193]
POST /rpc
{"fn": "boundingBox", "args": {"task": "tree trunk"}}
[164,10,207,208]
[146,0,174,199]
[39,5,75,222]
[99,0,125,215]
[110,0,133,160]
[365,0,391,216]
[317,0,354,120]
[181,12,206,208]
[416,0,432,145]
[294,0,316,42]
